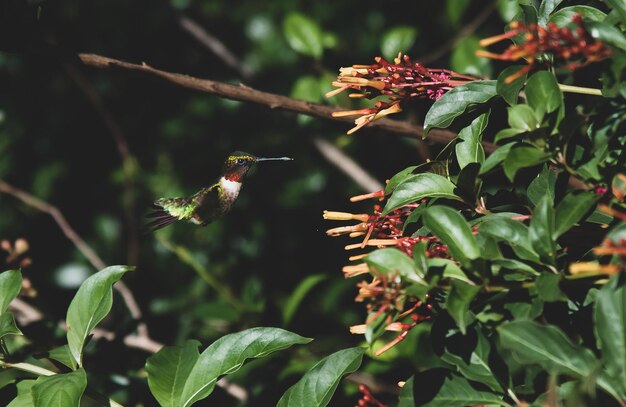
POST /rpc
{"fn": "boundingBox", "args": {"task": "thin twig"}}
[0,180,248,401]
[75,53,497,153]
[312,137,384,192]
[179,14,254,80]
[63,63,139,266]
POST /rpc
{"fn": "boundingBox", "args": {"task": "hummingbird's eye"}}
[236,158,245,165]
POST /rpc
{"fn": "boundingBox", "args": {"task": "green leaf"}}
[385,166,418,194]
[479,143,513,175]
[424,81,497,136]
[47,345,78,371]
[529,195,556,264]
[441,328,503,392]
[498,320,596,377]
[383,173,462,214]
[507,104,539,132]
[0,269,22,314]
[503,145,551,182]
[283,274,327,325]
[594,274,626,394]
[525,71,562,118]
[451,35,491,77]
[549,6,607,25]
[423,206,480,269]
[445,280,480,334]
[66,265,134,367]
[365,248,425,285]
[496,65,527,105]
[277,347,365,407]
[527,165,557,207]
[479,218,540,262]
[397,376,415,407]
[535,273,566,302]
[497,0,521,21]
[0,312,21,339]
[7,380,35,407]
[456,112,489,169]
[146,328,311,407]
[601,0,626,25]
[538,0,563,25]
[428,258,474,285]
[283,13,324,59]
[587,21,626,52]
[380,26,417,60]
[554,191,598,237]
[32,369,87,407]
[422,373,506,406]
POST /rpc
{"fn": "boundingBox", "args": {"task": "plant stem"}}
[557,84,602,96]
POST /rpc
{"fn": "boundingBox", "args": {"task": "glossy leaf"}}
[507,104,539,132]
[66,265,134,367]
[424,81,497,136]
[283,13,324,58]
[554,191,598,237]
[479,218,540,262]
[0,312,21,339]
[47,345,78,371]
[525,71,562,118]
[422,373,506,406]
[535,273,566,302]
[527,166,557,207]
[423,206,480,269]
[549,6,606,25]
[282,274,327,325]
[479,143,513,175]
[538,0,563,25]
[365,248,425,284]
[380,26,417,60]
[32,369,87,407]
[277,347,365,407]
[594,274,626,393]
[7,380,35,407]
[0,269,22,314]
[529,195,556,264]
[383,173,462,214]
[503,145,551,182]
[496,65,527,105]
[428,258,474,285]
[445,280,480,334]
[146,328,311,407]
[385,166,418,194]
[456,112,488,169]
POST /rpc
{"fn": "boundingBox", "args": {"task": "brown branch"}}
[1,179,248,401]
[76,53,496,153]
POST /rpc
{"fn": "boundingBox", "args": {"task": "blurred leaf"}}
[291,75,323,103]
[380,26,417,60]
[66,265,134,367]
[0,269,22,313]
[7,379,35,407]
[554,191,598,237]
[456,112,489,169]
[282,274,327,325]
[397,376,415,407]
[503,145,551,182]
[496,65,527,105]
[525,71,562,119]
[594,274,626,394]
[421,373,506,406]
[538,0,563,25]
[424,81,497,136]
[446,280,480,334]
[383,173,462,214]
[32,369,86,407]
[527,166,557,207]
[423,205,480,269]
[277,347,364,407]
[283,13,324,59]
[549,6,607,25]
[47,345,77,371]
[601,0,626,25]
[535,273,566,302]
[0,312,21,339]
[146,328,311,407]
[497,0,522,21]
[529,195,556,264]
[451,35,491,77]
[586,21,626,51]
[365,248,425,285]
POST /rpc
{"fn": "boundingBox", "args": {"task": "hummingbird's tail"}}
[143,203,178,233]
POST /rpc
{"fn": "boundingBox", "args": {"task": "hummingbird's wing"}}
[144,197,192,232]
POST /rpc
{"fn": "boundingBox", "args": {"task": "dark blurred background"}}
[0,0,513,404]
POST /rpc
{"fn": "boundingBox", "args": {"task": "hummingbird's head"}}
[222,151,293,182]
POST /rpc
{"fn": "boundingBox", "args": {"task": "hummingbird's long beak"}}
[256,156,294,162]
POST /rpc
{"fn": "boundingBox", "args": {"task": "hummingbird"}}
[145,151,293,231]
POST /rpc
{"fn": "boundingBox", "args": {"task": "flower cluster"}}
[326,53,478,134]
[477,14,612,83]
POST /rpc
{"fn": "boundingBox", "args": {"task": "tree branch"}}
[75,53,497,154]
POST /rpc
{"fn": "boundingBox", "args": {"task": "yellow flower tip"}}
[348,93,366,98]
[475,50,504,59]
[350,190,385,202]
[345,243,363,250]
[326,224,367,237]
[366,239,398,247]
[593,246,626,256]
[385,322,404,332]
[349,231,366,238]
[397,381,406,388]
[342,263,370,278]
[350,324,367,334]
[372,103,402,120]
[569,261,622,275]
[325,86,349,98]
[323,211,369,221]
[374,340,398,356]
[349,253,368,261]
[332,109,373,118]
